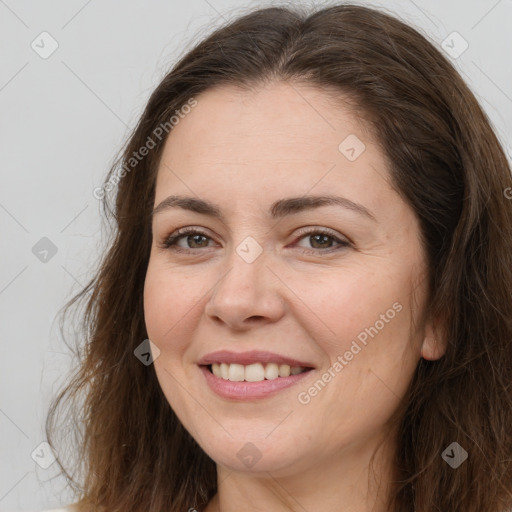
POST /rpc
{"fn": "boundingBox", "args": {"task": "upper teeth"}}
[211,362,307,382]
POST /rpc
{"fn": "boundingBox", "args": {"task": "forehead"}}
[154,82,392,220]
[160,82,370,160]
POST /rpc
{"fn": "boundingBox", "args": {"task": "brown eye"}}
[184,234,210,248]
[308,233,335,249]
[161,228,215,252]
[294,228,351,254]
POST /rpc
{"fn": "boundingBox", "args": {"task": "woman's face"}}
[143,81,439,476]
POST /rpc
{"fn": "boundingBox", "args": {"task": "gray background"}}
[1,0,511,510]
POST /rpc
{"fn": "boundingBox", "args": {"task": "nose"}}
[204,244,286,330]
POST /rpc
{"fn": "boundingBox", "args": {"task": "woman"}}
[45,3,512,512]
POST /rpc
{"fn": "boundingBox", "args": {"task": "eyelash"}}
[159,227,351,255]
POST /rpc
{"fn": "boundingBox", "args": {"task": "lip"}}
[197,350,315,368]
[199,364,314,401]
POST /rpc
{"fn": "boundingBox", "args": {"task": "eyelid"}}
[161,226,215,245]
[293,225,352,245]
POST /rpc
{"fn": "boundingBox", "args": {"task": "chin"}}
[194,431,309,475]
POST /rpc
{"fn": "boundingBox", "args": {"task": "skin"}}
[143,81,446,512]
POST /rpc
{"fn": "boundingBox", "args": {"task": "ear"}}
[420,315,447,361]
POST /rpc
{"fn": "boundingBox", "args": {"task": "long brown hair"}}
[46,3,512,511]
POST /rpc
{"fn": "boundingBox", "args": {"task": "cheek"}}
[294,268,415,375]
[143,265,202,421]
[290,269,395,341]
[143,263,193,346]
[143,260,221,360]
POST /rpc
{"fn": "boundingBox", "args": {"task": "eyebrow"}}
[152,194,377,222]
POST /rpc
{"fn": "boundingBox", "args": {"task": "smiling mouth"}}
[204,362,313,382]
